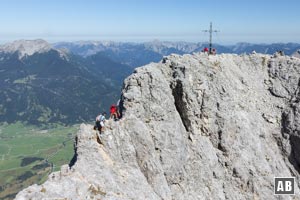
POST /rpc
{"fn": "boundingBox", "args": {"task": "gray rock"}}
[16,53,300,200]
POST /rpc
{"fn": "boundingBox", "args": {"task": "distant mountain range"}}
[1,39,300,124]
[54,41,300,67]
[0,40,132,124]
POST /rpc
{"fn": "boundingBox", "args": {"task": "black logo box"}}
[274,177,295,195]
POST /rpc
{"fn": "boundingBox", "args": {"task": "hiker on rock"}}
[212,48,216,55]
[117,99,123,119]
[110,104,119,121]
[203,47,209,54]
[95,112,106,133]
[278,50,285,56]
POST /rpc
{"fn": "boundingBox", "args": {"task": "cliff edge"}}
[16,53,300,199]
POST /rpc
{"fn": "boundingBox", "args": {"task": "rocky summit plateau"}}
[15,52,300,199]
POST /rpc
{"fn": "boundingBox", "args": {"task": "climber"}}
[94,112,106,133]
[117,98,125,119]
[211,48,216,55]
[203,47,209,54]
[110,104,119,121]
[278,50,285,56]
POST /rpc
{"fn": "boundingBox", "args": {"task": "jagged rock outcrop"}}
[292,50,300,59]
[15,53,300,199]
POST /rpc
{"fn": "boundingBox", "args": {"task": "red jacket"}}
[110,105,117,113]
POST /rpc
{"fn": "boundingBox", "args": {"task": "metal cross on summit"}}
[203,22,219,54]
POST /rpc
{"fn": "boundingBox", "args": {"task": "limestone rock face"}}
[15,53,300,200]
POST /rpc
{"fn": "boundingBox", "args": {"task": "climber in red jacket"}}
[110,104,119,120]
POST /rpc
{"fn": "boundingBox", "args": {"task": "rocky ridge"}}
[16,53,300,199]
[0,39,68,60]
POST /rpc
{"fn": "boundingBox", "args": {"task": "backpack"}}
[96,114,105,122]
[96,115,101,122]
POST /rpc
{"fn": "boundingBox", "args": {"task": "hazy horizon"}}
[1,37,300,46]
[1,0,300,44]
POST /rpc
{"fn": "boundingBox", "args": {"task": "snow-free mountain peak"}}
[16,52,300,199]
[0,39,51,58]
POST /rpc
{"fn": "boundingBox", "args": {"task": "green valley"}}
[0,122,79,200]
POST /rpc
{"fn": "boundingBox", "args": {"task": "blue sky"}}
[0,0,299,44]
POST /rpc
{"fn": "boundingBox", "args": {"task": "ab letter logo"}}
[274,177,295,195]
